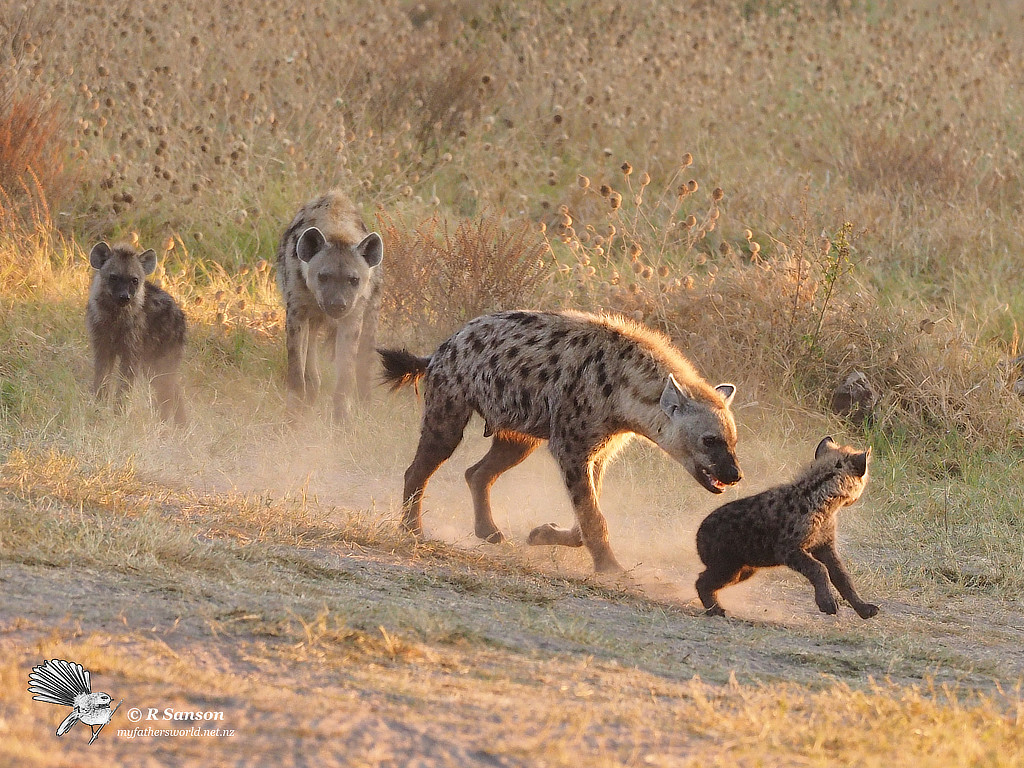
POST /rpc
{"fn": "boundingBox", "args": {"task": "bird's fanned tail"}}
[28,659,92,706]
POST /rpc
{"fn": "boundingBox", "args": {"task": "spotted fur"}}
[380,310,742,573]
[275,189,383,418]
[696,436,878,618]
[86,241,187,424]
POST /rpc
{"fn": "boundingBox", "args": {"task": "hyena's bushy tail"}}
[377,348,431,392]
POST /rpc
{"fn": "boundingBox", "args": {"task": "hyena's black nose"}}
[719,463,742,484]
[117,292,132,304]
[325,300,348,316]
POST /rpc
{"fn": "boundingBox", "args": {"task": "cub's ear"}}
[850,448,870,478]
[357,232,383,268]
[660,374,689,418]
[714,383,736,408]
[139,249,157,275]
[89,242,112,270]
[296,226,327,263]
[814,436,837,460]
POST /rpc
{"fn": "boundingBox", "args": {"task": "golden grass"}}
[3,1,1024,762]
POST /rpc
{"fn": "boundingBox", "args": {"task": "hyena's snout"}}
[696,447,742,494]
[717,458,742,485]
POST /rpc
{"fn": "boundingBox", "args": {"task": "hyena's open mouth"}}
[698,466,732,494]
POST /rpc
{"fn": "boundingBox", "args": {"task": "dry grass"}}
[378,208,550,345]
[3,1,1024,762]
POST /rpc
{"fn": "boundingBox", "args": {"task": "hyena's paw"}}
[702,603,726,618]
[816,593,839,615]
[855,602,880,619]
[527,523,582,547]
[476,527,505,545]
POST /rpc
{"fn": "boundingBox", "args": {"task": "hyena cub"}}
[86,241,187,424]
[380,310,742,573]
[696,436,878,619]
[276,190,383,418]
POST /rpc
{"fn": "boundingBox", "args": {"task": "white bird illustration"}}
[28,659,122,745]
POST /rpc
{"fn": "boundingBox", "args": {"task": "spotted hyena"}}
[379,310,742,573]
[696,436,878,619]
[86,241,187,424]
[276,190,383,418]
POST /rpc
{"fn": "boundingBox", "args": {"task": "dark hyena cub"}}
[86,241,187,424]
[696,436,878,619]
[276,189,383,418]
[380,310,743,573]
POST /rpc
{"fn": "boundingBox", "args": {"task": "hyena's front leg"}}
[92,345,116,400]
[538,438,623,573]
[303,315,323,405]
[528,448,613,550]
[354,291,380,401]
[466,432,541,543]
[115,352,139,410]
[284,310,311,412]
[812,543,879,619]
[332,315,364,420]
[784,548,839,615]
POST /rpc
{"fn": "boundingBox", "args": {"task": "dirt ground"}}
[2,408,1023,766]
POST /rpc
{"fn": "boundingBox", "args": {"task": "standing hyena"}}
[695,436,878,619]
[86,241,187,424]
[379,310,743,573]
[276,189,383,418]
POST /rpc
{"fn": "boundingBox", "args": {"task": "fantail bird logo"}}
[28,659,123,745]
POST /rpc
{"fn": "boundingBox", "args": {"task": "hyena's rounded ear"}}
[89,241,112,270]
[851,448,871,478]
[714,383,736,407]
[357,232,383,268]
[660,374,688,418]
[814,436,837,460]
[296,226,327,263]
[139,249,158,275]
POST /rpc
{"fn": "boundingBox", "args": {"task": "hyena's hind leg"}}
[401,394,473,536]
[696,563,756,617]
[465,431,541,543]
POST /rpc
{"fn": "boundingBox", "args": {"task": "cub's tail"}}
[378,348,431,392]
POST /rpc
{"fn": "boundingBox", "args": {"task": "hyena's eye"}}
[701,435,719,449]
[131,277,139,287]
[348,276,360,287]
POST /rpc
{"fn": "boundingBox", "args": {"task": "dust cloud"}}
[122,384,838,623]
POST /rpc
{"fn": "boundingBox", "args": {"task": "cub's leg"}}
[812,543,879,618]
[696,563,756,616]
[785,549,839,615]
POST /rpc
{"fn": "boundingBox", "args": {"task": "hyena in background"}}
[379,310,743,573]
[696,436,878,619]
[276,189,383,418]
[86,241,187,425]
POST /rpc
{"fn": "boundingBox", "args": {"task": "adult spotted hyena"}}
[276,190,383,417]
[696,436,878,619]
[86,241,187,424]
[380,310,742,573]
